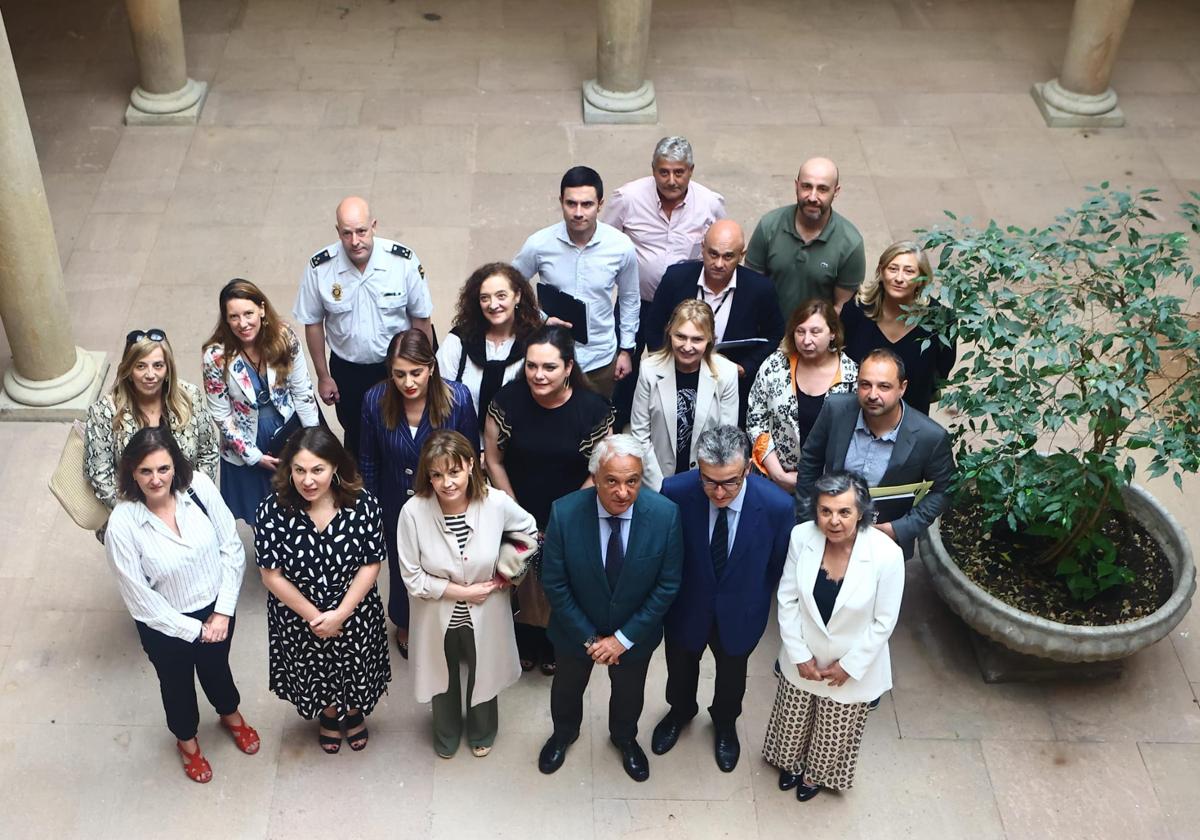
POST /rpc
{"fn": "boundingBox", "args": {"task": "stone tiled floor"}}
[1,1,1199,838]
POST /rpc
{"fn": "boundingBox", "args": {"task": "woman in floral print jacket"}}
[202,279,320,524]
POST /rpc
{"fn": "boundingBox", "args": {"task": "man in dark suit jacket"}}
[539,434,683,782]
[657,426,793,772]
[795,348,955,559]
[645,221,785,423]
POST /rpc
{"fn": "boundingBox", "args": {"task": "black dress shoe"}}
[538,735,573,774]
[778,770,802,791]
[612,738,650,782]
[796,779,822,801]
[713,727,740,772]
[650,714,686,755]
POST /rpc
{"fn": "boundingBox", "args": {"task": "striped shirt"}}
[104,472,246,641]
[444,513,473,629]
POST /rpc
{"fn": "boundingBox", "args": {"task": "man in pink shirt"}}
[604,137,727,429]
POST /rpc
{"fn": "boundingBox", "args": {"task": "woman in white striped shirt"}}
[104,427,258,784]
[398,430,538,758]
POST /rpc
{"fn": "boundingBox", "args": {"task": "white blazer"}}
[631,351,739,490]
[776,522,905,704]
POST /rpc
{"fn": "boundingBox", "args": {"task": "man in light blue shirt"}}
[513,166,641,400]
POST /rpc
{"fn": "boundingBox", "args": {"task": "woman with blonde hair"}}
[86,329,219,520]
[202,279,320,524]
[359,328,478,658]
[746,299,858,494]
[398,430,538,758]
[840,241,956,415]
[630,298,739,490]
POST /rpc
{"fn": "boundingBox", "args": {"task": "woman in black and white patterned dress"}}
[255,426,391,755]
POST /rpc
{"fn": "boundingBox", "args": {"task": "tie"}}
[711,507,729,580]
[606,516,625,590]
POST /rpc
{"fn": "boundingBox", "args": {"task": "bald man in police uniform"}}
[294,196,434,457]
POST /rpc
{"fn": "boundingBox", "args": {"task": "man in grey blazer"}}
[795,348,954,559]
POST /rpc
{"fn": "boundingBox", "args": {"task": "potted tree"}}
[916,185,1199,663]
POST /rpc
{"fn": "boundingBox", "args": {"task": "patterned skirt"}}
[266,587,392,720]
[761,672,870,791]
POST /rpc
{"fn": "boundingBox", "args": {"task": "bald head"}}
[794,157,841,229]
[335,196,376,268]
[701,220,746,290]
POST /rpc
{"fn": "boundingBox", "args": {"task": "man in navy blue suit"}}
[645,221,785,423]
[656,425,794,772]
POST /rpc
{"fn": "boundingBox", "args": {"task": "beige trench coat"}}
[397,487,538,705]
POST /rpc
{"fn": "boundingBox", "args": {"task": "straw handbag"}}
[48,421,109,531]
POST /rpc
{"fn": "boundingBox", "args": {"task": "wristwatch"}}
[583,635,599,649]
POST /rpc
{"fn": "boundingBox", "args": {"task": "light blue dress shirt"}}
[513,221,640,373]
[844,406,903,486]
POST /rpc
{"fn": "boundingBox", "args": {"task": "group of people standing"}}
[80,135,958,803]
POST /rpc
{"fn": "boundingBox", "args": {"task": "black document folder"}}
[536,282,589,345]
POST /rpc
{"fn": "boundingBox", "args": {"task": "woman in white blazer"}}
[764,470,904,802]
[202,279,320,524]
[631,298,739,490]
[398,429,538,759]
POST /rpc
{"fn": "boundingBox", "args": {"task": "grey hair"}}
[811,471,875,532]
[652,136,694,166]
[695,425,750,467]
[588,433,645,475]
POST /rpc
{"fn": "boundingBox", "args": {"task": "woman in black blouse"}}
[255,427,391,755]
[840,241,956,415]
[483,325,613,675]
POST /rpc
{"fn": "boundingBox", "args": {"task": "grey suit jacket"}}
[794,393,954,558]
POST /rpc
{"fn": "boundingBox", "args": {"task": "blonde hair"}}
[652,298,720,375]
[111,335,191,435]
[857,241,934,320]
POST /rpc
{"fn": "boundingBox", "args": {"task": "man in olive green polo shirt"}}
[745,157,865,319]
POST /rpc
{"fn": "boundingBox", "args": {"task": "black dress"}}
[487,381,613,529]
[840,298,956,415]
[254,490,392,719]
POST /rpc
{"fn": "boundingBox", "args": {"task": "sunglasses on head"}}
[126,328,167,349]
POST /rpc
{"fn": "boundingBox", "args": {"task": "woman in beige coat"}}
[631,299,739,491]
[398,430,538,758]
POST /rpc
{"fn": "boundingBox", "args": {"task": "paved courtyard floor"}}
[1,0,1199,838]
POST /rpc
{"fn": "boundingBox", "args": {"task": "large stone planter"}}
[919,484,1197,662]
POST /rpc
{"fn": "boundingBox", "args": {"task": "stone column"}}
[583,0,657,124]
[0,10,106,418]
[123,0,207,125]
[1031,0,1136,127]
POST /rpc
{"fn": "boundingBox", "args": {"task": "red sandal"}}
[221,715,261,755]
[177,740,212,784]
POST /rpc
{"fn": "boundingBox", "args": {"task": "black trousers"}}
[383,511,410,629]
[328,352,387,460]
[551,646,651,743]
[609,299,653,431]
[135,602,240,741]
[664,624,749,728]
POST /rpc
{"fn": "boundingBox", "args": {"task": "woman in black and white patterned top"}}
[105,427,258,784]
[255,426,391,755]
[398,430,538,759]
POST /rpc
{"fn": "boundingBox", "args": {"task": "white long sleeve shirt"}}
[104,472,246,641]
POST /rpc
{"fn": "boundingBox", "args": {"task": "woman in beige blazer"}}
[764,470,904,802]
[631,299,739,490]
[397,430,538,759]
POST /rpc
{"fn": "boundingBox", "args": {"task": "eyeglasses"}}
[699,472,746,491]
[125,328,167,349]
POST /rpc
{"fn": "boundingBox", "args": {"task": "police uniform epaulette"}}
[310,249,332,268]
[388,243,412,259]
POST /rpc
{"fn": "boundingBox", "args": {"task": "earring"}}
[332,472,342,487]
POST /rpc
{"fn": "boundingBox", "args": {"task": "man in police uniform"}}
[294,196,434,457]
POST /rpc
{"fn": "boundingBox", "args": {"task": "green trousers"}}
[431,625,498,755]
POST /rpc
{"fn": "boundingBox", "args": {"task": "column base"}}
[582,79,657,125]
[0,349,109,421]
[1031,80,1125,128]
[125,79,208,126]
